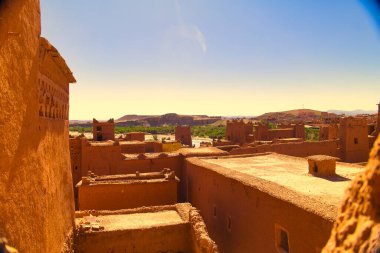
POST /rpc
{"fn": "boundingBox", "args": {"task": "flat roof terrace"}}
[188,153,364,220]
[78,210,184,232]
[74,204,218,253]
[122,152,179,160]
[77,170,178,186]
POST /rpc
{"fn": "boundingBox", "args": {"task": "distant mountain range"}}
[254,108,377,122]
[256,108,377,118]
[327,109,376,116]
[70,113,222,127]
[70,109,377,126]
[116,113,222,126]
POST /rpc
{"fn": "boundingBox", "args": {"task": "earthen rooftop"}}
[122,152,179,159]
[77,171,178,186]
[75,204,194,232]
[119,141,145,145]
[178,147,228,157]
[189,153,364,221]
[88,140,115,146]
[78,210,184,232]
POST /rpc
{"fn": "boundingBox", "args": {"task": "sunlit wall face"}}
[40,0,380,120]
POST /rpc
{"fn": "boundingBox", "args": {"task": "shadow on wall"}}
[6,55,40,186]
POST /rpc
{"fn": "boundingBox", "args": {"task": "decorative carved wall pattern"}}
[38,73,69,120]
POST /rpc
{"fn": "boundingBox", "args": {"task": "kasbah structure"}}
[0,1,379,253]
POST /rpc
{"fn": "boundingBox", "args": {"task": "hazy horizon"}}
[68,108,378,121]
[41,1,380,119]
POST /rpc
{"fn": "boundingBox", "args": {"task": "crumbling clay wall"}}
[230,140,338,158]
[75,204,218,253]
[188,208,219,253]
[0,1,75,252]
[77,149,183,202]
[80,147,182,179]
[322,136,380,252]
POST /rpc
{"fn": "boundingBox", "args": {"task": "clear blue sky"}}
[41,0,380,119]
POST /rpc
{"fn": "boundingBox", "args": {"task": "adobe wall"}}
[255,124,305,141]
[75,223,192,253]
[339,117,369,163]
[320,126,329,141]
[293,124,305,139]
[254,124,269,141]
[124,132,145,141]
[162,141,182,152]
[92,118,115,141]
[230,140,338,158]
[268,128,294,140]
[175,125,192,146]
[187,208,220,253]
[74,204,218,253]
[70,137,85,190]
[185,159,333,253]
[78,180,178,210]
[213,140,234,147]
[226,120,252,145]
[0,1,75,252]
[119,141,146,154]
[320,124,339,141]
[81,152,182,177]
[81,143,122,176]
[74,144,184,196]
[145,141,163,153]
[71,137,184,184]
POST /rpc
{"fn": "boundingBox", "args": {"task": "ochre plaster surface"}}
[184,153,363,253]
[74,204,218,253]
[77,172,179,210]
[0,1,75,252]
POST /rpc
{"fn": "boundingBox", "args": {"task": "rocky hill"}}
[116,113,222,126]
[255,109,326,122]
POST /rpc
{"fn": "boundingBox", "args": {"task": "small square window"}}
[275,224,289,253]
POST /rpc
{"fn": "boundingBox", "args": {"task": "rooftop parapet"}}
[76,170,180,211]
[78,169,179,187]
[74,203,218,253]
